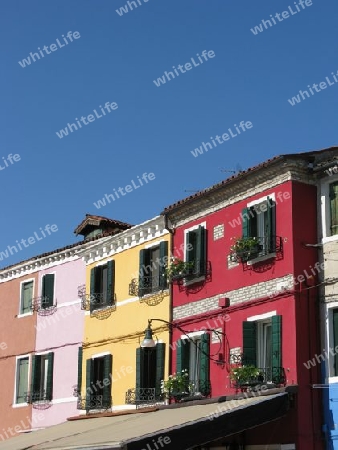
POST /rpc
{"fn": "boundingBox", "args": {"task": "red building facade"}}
[162,151,332,449]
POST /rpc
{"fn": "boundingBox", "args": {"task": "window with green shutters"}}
[15,357,29,404]
[135,344,165,398]
[241,196,276,255]
[85,355,112,409]
[30,353,54,402]
[41,274,55,308]
[332,309,338,376]
[90,260,115,311]
[138,241,168,297]
[20,280,33,315]
[185,225,207,278]
[242,316,282,377]
[77,347,83,396]
[176,334,210,396]
[330,182,338,236]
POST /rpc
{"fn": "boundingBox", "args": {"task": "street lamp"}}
[140,318,228,366]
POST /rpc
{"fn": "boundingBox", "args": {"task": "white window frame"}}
[321,174,338,242]
[13,354,30,407]
[326,303,338,382]
[18,278,34,318]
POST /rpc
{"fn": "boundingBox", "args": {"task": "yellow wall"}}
[81,233,171,407]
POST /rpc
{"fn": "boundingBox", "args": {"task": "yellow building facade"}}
[78,215,171,411]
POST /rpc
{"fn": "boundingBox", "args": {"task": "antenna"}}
[220,163,243,175]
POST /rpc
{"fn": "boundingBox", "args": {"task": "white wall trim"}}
[247,192,276,208]
[181,330,206,340]
[91,351,111,359]
[247,311,277,322]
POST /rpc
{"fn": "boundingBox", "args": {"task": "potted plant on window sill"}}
[165,258,195,281]
[230,237,262,262]
[161,370,195,402]
[230,365,264,389]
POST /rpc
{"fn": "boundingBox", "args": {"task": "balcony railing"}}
[129,275,168,298]
[165,379,212,400]
[31,296,57,315]
[170,260,212,285]
[230,236,283,263]
[77,395,112,411]
[125,388,158,408]
[78,285,115,313]
[25,390,52,409]
[232,367,286,390]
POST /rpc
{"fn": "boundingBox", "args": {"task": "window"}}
[90,260,115,311]
[330,181,338,236]
[41,274,55,309]
[331,309,338,377]
[30,353,54,402]
[15,357,29,404]
[242,316,282,383]
[176,333,210,395]
[20,280,33,315]
[185,225,207,279]
[242,197,276,256]
[138,242,168,297]
[136,343,165,398]
[86,355,112,408]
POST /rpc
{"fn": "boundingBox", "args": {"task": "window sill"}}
[246,253,276,266]
[183,276,206,287]
[322,235,338,244]
[17,312,33,318]
[12,402,29,408]
[140,288,169,299]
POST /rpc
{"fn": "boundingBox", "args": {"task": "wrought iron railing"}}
[129,276,168,298]
[232,367,286,389]
[170,260,212,285]
[166,379,212,399]
[125,388,158,408]
[78,285,115,312]
[230,236,282,263]
[31,296,57,315]
[77,395,112,411]
[25,390,51,403]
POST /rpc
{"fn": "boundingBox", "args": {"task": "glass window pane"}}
[21,281,33,314]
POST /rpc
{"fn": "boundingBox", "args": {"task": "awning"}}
[0,392,289,450]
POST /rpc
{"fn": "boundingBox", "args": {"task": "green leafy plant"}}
[165,258,195,279]
[161,370,194,397]
[230,237,261,259]
[230,365,262,384]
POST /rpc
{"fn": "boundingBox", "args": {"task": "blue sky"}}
[0,0,337,267]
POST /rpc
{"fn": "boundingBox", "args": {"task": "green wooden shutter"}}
[45,352,54,401]
[243,321,257,366]
[330,182,338,236]
[159,241,168,290]
[138,250,147,297]
[90,268,96,312]
[186,231,196,264]
[242,208,250,238]
[77,347,83,395]
[199,333,210,395]
[22,282,33,314]
[155,343,165,397]
[86,359,94,403]
[136,347,145,391]
[107,260,115,306]
[42,274,54,308]
[102,355,112,407]
[176,339,190,373]
[271,315,282,369]
[30,355,38,400]
[17,358,29,403]
[267,197,276,252]
[333,310,338,376]
[196,226,206,276]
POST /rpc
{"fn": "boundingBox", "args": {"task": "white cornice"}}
[80,215,169,265]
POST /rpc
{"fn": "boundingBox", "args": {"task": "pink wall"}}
[34,258,85,428]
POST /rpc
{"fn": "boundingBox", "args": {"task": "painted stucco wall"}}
[33,257,85,428]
